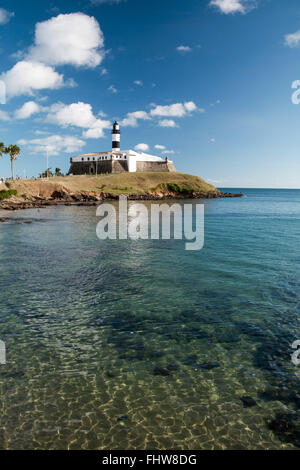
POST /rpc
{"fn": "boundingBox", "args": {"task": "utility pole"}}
[46,150,49,179]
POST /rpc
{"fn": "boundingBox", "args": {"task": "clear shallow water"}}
[0,188,299,450]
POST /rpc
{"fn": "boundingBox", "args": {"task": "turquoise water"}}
[0,188,299,450]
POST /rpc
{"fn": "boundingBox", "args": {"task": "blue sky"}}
[1,0,300,187]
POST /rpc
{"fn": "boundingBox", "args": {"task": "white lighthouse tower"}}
[112,121,120,151]
[69,119,176,174]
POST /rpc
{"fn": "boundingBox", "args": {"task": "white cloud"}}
[34,130,49,135]
[108,84,118,93]
[284,31,300,48]
[176,45,192,52]
[210,99,221,106]
[162,150,175,155]
[27,13,104,68]
[150,101,197,117]
[158,119,178,128]
[209,0,255,14]
[120,110,150,127]
[0,8,14,25]
[1,61,64,98]
[82,121,110,139]
[0,110,10,121]
[15,101,42,119]
[184,101,197,112]
[101,68,108,75]
[134,80,143,86]
[210,138,216,142]
[120,101,198,130]
[134,143,149,152]
[46,101,111,138]
[155,145,166,150]
[47,102,96,128]
[18,135,86,156]
[1,13,103,99]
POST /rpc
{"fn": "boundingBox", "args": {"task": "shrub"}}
[21,193,27,199]
[0,189,18,200]
[167,183,194,195]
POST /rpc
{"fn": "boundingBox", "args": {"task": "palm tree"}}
[55,168,62,177]
[0,142,5,159]
[5,144,20,180]
[40,168,53,178]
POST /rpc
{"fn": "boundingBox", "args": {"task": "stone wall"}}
[69,159,176,175]
[135,161,177,172]
[112,160,128,173]
[69,160,113,175]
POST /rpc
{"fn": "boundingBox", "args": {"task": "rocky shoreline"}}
[0,190,243,213]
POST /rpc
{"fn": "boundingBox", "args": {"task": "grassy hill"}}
[2,172,219,198]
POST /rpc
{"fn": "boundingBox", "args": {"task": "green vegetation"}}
[110,186,134,194]
[0,142,5,160]
[6,172,219,198]
[166,183,193,194]
[39,168,64,178]
[0,141,21,180]
[0,189,18,200]
[40,168,53,178]
[152,182,202,195]
[4,144,21,180]
[53,173,218,195]
[21,193,27,199]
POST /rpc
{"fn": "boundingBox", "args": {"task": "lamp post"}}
[46,150,49,179]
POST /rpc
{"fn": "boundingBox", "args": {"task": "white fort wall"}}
[70,150,173,173]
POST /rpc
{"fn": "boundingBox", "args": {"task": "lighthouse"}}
[112,121,120,151]
[69,119,177,174]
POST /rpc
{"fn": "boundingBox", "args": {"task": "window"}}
[87,157,90,161]
[81,158,84,161]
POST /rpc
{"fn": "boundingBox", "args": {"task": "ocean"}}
[0,188,299,449]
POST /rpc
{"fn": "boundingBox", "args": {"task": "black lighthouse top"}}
[112,121,120,134]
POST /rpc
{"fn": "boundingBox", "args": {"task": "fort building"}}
[68,122,176,175]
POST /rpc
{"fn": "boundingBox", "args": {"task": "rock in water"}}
[240,396,257,408]
[194,362,220,370]
[183,354,198,365]
[268,412,300,448]
[167,363,179,371]
[153,367,171,376]
[117,416,128,422]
